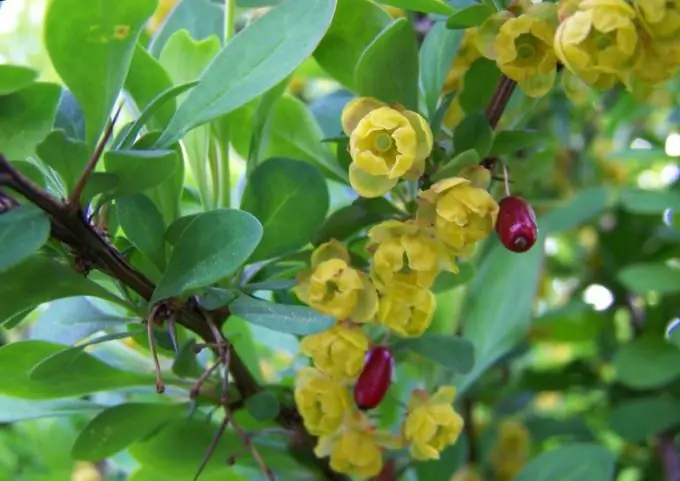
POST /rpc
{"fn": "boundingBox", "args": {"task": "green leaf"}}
[124,44,177,131]
[420,21,463,118]
[0,340,151,399]
[151,209,263,303]
[0,65,38,95]
[617,262,680,295]
[619,188,680,215]
[446,4,495,29]
[245,391,280,422]
[230,295,336,335]
[376,0,455,14]
[246,78,290,166]
[36,129,89,194]
[116,194,167,270]
[609,397,680,443]
[456,235,544,394]
[355,18,419,111]
[614,338,680,390]
[156,0,337,147]
[0,82,62,160]
[172,339,205,378]
[458,58,500,114]
[453,111,493,158]
[532,301,606,343]
[432,149,480,182]
[489,129,542,156]
[515,443,615,481]
[44,0,157,150]
[540,186,613,234]
[241,158,329,262]
[0,396,101,423]
[393,334,474,373]
[309,90,355,138]
[72,402,187,461]
[0,256,123,324]
[312,197,401,245]
[431,263,475,293]
[0,204,51,273]
[104,149,180,197]
[313,0,391,90]
[54,89,86,141]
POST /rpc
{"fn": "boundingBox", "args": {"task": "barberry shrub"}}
[0,0,678,480]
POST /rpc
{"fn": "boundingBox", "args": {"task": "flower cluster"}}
[292,96,502,478]
[489,419,532,481]
[444,0,680,107]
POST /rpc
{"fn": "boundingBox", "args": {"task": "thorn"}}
[167,314,179,353]
[193,415,230,481]
[147,307,165,394]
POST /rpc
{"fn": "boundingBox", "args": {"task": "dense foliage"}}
[0,0,679,480]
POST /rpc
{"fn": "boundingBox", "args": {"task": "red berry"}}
[496,196,538,253]
[353,346,393,411]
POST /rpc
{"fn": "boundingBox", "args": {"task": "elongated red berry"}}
[354,346,393,411]
[496,196,538,253]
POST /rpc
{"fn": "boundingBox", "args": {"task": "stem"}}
[485,75,517,130]
[657,432,680,481]
[462,398,478,466]
[224,0,236,42]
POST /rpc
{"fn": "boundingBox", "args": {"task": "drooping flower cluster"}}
[292,96,501,478]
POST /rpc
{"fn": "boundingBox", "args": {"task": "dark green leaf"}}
[458,59,500,114]
[0,64,38,95]
[393,334,474,373]
[453,111,493,158]
[230,295,335,335]
[355,18,419,111]
[619,188,680,215]
[104,149,180,197]
[72,402,187,461]
[432,263,475,293]
[116,194,167,270]
[540,186,613,234]
[446,4,495,29]
[246,78,290,166]
[314,0,391,90]
[0,82,61,160]
[432,149,480,181]
[0,204,51,273]
[241,158,329,262]
[44,0,157,150]
[515,443,615,481]
[172,339,205,378]
[156,0,337,146]
[420,22,463,118]
[618,263,680,295]
[309,89,355,138]
[0,396,101,423]
[53,89,86,141]
[36,129,89,194]
[151,209,263,303]
[614,338,680,390]
[164,213,200,246]
[0,256,123,324]
[242,279,297,292]
[245,391,280,422]
[609,397,680,443]
[376,0,455,14]
[0,340,152,399]
[489,129,542,156]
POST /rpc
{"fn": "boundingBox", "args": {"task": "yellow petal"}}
[341,97,385,136]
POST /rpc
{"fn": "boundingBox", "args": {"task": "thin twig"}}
[167,313,179,353]
[147,305,165,394]
[224,408,274,481]
[193,415,230,481]
[190,361,223,400]
[462,398,478,466]
[68,103,123,210]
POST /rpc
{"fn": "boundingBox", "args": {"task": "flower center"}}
[515,34,536,59]
[323,281,340,302]
[372,132,394,153]
[593,31,614,50]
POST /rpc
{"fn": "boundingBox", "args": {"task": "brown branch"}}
[485,75,517,129]
[462,398,478,466]
[657,432,680,481]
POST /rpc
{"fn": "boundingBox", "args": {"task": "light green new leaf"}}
[0,396,101,423]
[151,209,263,303]
[104,149,180,197]
[609,397,680,443]
[618,262,680,295]
[0,256,124,324]
[230,295,336,335]
[241,158,329,262]
[314,0,391,90]
[116,194,167,270]
[515,443,615,481]
[614,338,680,390]
[156,0,337,147]
[0,65,38,95]
[446,4,495,29]
[355,18,419,111]
[43,0,157,150]
[432,149,480,182]
[0,82,61,160]
[453,110,493,159]
[72,402,187,461]
[36,129,89,194]
[245,391,280,422]
[376,0,454,14]
[420,21,463,118]
[0,340,152,399]
[456,236,544,394]
[392,334,474,373]
[0,204,51,273]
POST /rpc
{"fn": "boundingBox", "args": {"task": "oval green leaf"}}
[618,262,680,295]
[0,64,38,95]
[0,204,51,273]
[446,4,495,29]
[376,0,454,15]
[116,194,167,270]
[515,443,615,481]
[104,149,180,197]
[614,338,680,390]
[609,397,680,443]
[393,334,474,373]
[245,391,281,422]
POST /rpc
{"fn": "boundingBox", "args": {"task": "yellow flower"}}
[403,386,464,460]
[443,28,482,94]
[377,288,436,338]
[147,0,178,33]
[627,28,680,90]
[295,240,378,323]
[554,0,639,89]
[450,465,483,481]
[341,97,433,198]
[635,0,680,39]
[418,177,499,255]
[494,12,558,98]
[490,419,532,481]
[294,368,352,436]
[300,325,370,381]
